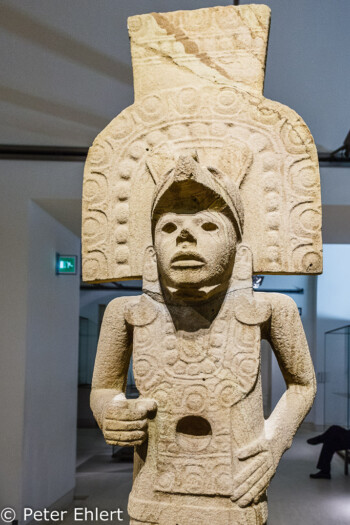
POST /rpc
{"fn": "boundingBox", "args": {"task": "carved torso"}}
[126,291,270,498]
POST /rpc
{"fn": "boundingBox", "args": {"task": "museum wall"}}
[22,202,80,515]
[315,244,350,427]
[0,160,82,521]
[321,168,350,244]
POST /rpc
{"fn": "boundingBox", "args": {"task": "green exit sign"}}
[56,254,77,275]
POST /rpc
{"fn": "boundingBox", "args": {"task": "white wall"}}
[0,177,28,522]
[0,160,82,523]
[315,244,350,426]
[321,167,350,244]
[22,202,80,516]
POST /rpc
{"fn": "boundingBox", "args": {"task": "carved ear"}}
[142,245,162,295]
[143,246,158,282]
[231,243,271,324]
[218,138,253,188]
[231,243,253,282]
[146,145,175,185]
[233,294,272,325]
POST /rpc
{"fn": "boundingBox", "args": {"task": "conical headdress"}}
[151,153,245,241]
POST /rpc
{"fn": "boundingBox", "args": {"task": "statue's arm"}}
[263,292,317,463]
[90,296,134,429]
[232,293,316,507]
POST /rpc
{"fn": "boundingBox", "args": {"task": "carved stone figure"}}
[83,5,321,525]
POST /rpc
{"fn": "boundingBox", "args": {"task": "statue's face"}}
[154,210,237,289]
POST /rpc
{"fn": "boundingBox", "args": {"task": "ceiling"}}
[0,0,350,151]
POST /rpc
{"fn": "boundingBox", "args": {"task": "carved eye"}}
[162,222,177,234]
[201,222,218,232]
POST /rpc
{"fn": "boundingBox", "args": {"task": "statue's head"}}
[151,155,244,291]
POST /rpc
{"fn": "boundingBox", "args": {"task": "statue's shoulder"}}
[124,293,159,326]
[231,291,297,326]
[233,292,299,334]
[258,292,298,310]
[105,294,139,311]
[257,292,300,322]
[257,293,303,345]
[102,295,139,321]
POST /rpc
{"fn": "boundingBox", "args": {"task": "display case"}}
[324,324,350,428]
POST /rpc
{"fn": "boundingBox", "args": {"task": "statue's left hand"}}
[231,438,276,507]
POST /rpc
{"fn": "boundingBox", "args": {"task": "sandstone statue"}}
[82,5,321,525]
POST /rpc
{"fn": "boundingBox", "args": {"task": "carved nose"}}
[176,228,196,245]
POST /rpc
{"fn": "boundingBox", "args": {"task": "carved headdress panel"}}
[82,4,322,282]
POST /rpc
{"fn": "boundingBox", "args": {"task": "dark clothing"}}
[314,425,350,473]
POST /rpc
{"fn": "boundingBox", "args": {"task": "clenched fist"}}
[102,395,157,447]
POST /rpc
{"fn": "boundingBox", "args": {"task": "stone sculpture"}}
[83,5,321,524]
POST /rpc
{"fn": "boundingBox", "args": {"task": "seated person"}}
[307,425,350,479]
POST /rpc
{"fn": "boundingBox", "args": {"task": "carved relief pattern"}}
[82,84,321,281]
[132,296,260,497]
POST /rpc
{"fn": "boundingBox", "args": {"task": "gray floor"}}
[268,427,350,525]
[60,427,350,524]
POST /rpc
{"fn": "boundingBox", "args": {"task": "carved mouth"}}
[171,252,205,268]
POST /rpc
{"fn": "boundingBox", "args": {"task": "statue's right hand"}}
[102,395,157,447]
